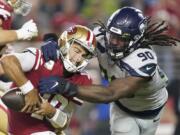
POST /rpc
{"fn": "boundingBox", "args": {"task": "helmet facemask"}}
[58,25,96,73]
[8,0,32,16]
[59,38,94,73]
[105,30,131,60]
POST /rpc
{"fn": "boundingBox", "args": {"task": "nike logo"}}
[51,82,59,89]
[146,66,153,70]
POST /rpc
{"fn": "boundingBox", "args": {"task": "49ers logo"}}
[67,26,77,35]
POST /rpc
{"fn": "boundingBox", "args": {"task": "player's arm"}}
[0,12,18,44]
[76,76,150,103]
[0,29,18,45]
[35,99,69,129]
[38,74,150,103]
[0,19,38,45]
[0,51,41,112]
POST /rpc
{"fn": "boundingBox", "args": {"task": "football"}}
[1,88,25,111]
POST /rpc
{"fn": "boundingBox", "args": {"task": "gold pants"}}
[0,91,8,135]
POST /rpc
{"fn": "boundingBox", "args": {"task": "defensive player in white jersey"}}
[39,7,180,135]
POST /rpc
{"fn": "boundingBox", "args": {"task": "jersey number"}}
[137,51,154,61]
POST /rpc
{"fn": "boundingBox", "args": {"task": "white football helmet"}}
[7,0,32,16]
[58,25,96,72]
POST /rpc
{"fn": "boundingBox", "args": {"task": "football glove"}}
[38,76,78,97]
[16,19,38,40]
[41,40,59,62]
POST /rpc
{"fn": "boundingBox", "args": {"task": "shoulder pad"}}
[93,26,102,36]
[23,47,42,70]
[121,48,157,77]
[93,27,106,53]
[93,26,104,41]
[23,47,37,54]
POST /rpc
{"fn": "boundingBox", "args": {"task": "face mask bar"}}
[105,31,131,60]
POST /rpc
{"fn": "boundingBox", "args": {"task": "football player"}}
[0,25,96,135]
[0,0,38,45]
[39,7,180,135]
[0,0,37,134]
[0,0,38,81]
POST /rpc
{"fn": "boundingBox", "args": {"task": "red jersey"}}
[8,48,92,135]
[0,0,13,29]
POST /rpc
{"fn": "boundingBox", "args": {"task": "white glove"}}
[16,19,38,40]
[0,8,11,20]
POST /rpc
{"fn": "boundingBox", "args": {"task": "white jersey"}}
[94,27,168,112]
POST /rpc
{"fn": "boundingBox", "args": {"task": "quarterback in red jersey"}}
[0,25,96,135]
[0,0,38,46]
[0,0,37,134]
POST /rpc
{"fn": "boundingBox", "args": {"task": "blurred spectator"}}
[144,0,180,37]
[81,0,120,28]
[37,0,62,34]
[68,116,81,135]
[51,0,87,34]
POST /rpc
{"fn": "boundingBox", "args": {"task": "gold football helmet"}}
[58,25,96,72]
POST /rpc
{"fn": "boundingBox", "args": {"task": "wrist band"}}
[19,80,34,94]
[48,109,68,128]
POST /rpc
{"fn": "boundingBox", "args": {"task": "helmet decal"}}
[67,26,77,35]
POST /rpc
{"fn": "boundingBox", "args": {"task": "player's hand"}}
[0,8,11,20]
[38,76,77,97]
[34,99,56,118]
[38,76,62,94]
[41,40,59,62]
[16,19,38,40]
[21,88,41,113]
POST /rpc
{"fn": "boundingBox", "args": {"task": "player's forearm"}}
[0,30,18,45]
[0,55,28,86]
[77,85,118,103]
[76,77,145,103]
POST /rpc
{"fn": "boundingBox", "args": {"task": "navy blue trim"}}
[115,101,164,118]
[139,63,156,76]
[23,49,36,56]
[97,42,106,53]
[119,61,143,77]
